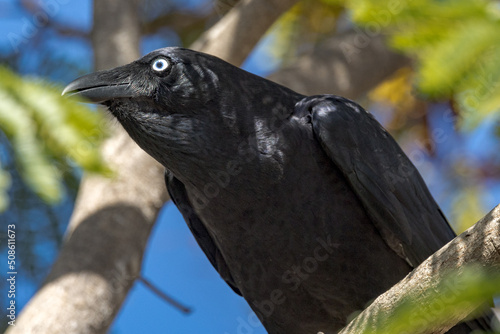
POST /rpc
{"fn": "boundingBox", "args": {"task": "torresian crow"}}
[63,47,492,334]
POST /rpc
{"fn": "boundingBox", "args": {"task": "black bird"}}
[63,47,491,334]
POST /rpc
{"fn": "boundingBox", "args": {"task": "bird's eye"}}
[151,58,169,72]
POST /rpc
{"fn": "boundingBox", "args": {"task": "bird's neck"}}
[112,78,304,192]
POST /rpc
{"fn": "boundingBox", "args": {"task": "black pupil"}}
[155,60,165,69]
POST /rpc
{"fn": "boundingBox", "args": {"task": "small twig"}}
[137,276,192,314]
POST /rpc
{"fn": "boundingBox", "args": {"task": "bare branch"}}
[141,11,209,37]
[214,0,241,16]
[19,0,89,39]
[138,276,192,314]
[191,0,300,65]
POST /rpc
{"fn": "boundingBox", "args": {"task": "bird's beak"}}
[62,70,135,103]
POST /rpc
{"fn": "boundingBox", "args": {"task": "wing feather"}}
[299,95,455,267]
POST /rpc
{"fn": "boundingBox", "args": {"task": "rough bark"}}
[339,204,500,334]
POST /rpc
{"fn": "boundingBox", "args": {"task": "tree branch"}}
[137,276,192,314]
[141,11,209,38]
[19,0,89,39]
[214,0,241,16]
[268,29,409,99]
[339,204,500,334]
[191,0,300,65]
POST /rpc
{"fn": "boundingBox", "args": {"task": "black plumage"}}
[63,47,491,334]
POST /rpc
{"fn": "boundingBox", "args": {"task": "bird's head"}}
[63,47,301,183]
[63,47,226,117]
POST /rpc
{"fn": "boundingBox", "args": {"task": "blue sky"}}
[1,0,499,333]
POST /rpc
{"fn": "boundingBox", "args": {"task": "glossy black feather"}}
[297,95,455,267]
[164,169,242,295]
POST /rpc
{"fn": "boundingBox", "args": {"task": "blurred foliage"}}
[357,266,500,334]
[368,67,428,130]
[0,66,109,211]
[369,68,416,112]
[451,187,488,233]
[271,0,344,61]
[345,0,500,129]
